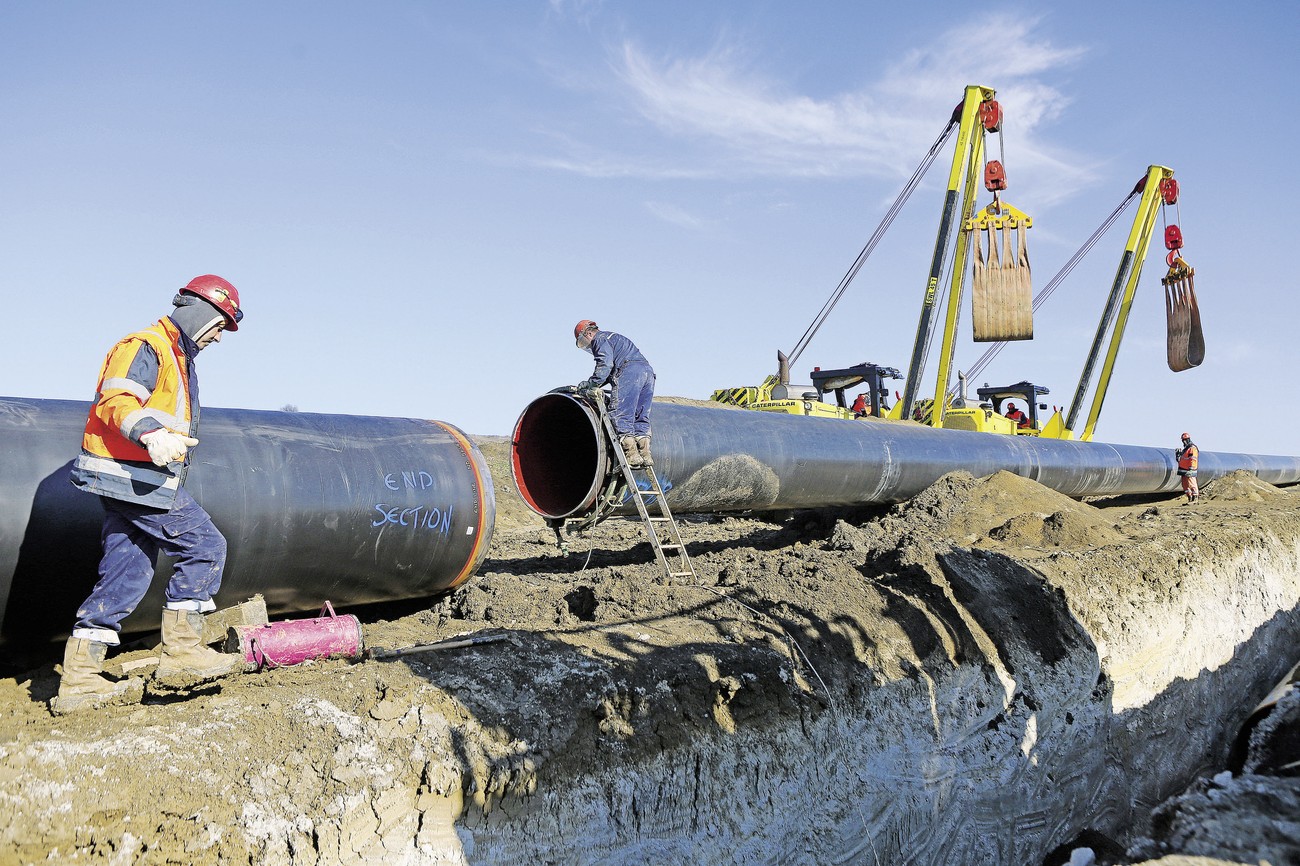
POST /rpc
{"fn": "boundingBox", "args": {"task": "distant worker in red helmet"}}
[54,275,246,713]
[573,320,656,469]
[1176,432,1200,504]
[1004,401,1030,429]
[851,392,870,418]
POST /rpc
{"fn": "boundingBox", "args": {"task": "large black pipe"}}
[511,393,1300,519]
[0,397,494,646]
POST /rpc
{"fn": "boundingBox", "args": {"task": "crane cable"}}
[951,186,1141,392]
[785,117,960,369]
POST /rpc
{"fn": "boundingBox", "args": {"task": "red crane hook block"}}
[1165,224,1184,251]
[980,100,1003,132]
[1160,177,1180,205]
[984,160,1007,191]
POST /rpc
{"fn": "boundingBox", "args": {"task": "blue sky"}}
[3,1,1298,456]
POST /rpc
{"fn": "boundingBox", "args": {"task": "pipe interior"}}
[511,394,601,519]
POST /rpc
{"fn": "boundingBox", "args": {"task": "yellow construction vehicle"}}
[809,363,905,419]
[1058,165,1201,439]
[953,164,1201,441]
[899,85,1035,430]
[710,376,852,418]
[713,92,1201,444]
[713,84,1035,425]
[935,378,1052,436]
[710,363,904,421]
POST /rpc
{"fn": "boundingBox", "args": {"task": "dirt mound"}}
[1201,470,1286,503]
[832,470,1124,552]
[986,507,1125,549]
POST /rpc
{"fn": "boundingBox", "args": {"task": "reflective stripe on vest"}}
[72,318,192,507]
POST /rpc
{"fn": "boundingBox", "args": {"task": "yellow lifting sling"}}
[1163,255,1204,371]
[969,200,1033,341]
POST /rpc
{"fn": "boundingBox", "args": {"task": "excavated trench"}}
[442,524,1300,864]
[1,466,1298,864]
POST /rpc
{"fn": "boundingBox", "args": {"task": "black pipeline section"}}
[0,397,494,647]
[511,392,1300,520]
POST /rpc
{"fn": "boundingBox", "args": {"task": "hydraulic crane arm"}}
[899,86,993,418]
[900,85,1033,425]
[1066,165,1173,440]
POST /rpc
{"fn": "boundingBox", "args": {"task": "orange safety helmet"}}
[1181,432,1191,440]
[574,319,597,347]
[182,274,243,331]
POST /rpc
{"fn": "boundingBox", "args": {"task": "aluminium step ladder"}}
[594,398,698,585]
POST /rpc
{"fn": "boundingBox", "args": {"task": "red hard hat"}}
[574,320,597,340]
[1181,432,1190,439]
[182,274,243,331]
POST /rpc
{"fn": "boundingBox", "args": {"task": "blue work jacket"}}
[585,331,651,385]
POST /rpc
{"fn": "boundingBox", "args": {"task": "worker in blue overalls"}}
[573,320,656,469]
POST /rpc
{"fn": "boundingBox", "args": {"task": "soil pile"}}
[1201,469,1287,503]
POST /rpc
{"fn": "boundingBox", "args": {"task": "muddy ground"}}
[0,427,1297,865]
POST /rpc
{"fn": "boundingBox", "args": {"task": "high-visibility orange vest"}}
[1178,444,1199,471]
[72,318,193,506]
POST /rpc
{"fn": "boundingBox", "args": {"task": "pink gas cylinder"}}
[228,601,363,670]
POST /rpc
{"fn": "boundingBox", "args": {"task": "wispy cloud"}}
[644,200,710,230]
[541,12,1096,198]
[547,0,605,28]
[614,40,884,177]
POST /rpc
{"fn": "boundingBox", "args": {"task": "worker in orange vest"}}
[851,392,870,418]
[1176,432,1200,503]
[54,276,247,714]
[1004,402,1030,429]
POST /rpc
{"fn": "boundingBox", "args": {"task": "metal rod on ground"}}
[366,633,510,660]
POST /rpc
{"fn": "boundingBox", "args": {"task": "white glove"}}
[139,429,200,467]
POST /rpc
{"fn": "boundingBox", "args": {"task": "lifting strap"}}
[1163,256,1204,371]
[967,201,1034,342]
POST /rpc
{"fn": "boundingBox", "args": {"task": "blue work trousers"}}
[611,362,655,437]
[75,487,227,634]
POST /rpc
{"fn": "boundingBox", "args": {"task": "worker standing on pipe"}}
[574,320,656,468]
[53,276,246,714]
[1177,432,1200,504]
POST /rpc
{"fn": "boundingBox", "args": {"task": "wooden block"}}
[201,595,269,645]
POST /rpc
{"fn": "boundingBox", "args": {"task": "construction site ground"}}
[1,412,1298,865]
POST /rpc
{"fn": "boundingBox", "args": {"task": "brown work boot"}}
[620,435,644,469]
[51,637,144,714]
[156,609,243,682]
[635,436,654,467]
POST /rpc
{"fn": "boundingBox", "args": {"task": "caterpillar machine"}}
[712,84,1036,426]
[712,84,1204,442]
[955,163,1203,441]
